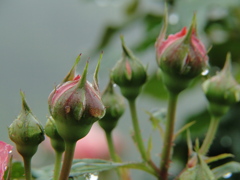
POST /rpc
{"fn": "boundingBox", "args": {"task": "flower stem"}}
[59,141,76,180]
[199,116,220,155]
[159,92,179,180]
[53,151,63,180]
[105,131,118,162]
[105,131,131,180]
[23,156,32,180]
[128,99,160,177]
[128,99,148,161]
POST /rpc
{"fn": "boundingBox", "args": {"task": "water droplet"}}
[89,173,98,180]
[85,173,99,180]
[201,69,209,76]
[113,83,117,87]
[223,172,232,179]
[169,13,179,25]
[8,150,12,154]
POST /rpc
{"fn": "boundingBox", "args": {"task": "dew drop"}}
[113,83,117,87]
[223,172,232,179]
[8,150,12,154]
[85,173,99,180]
[169,13,179,25]
[201,69,209,76]
[89,173,98,180]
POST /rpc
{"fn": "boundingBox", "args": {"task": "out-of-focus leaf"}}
[142,71,168,100]
[95,25,121,51]
[133,13,163,52]
[212,161,240,179]
[205,153,234,164]
[184,109,211,139]
[124,0,139,15]
[8,161,25,179]
[33,164,54,180]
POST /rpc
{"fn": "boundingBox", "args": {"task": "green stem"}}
[23,157,32,180]
[53,151,63,180]
[128,99,148,161]
[199,116,220,155]
[105,131,129,180]
[105,131,118,162]
[59,141,76,180]
[128,99,160,178]
[159,92,179,180]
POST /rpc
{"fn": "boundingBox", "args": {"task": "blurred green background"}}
[1,0,240,179]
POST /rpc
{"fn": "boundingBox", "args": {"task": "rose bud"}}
[99,79,125,132]
[8,91,45,158]
[155,13,208,94]
[48,55,106,143]
[111,36,147,100]
[0,141,13,180]
[202,53,240,117]
[45,116,65,153]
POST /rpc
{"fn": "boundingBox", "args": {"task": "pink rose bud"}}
[155,12,208,93]
[0,141,13,180]
[48,54,106,142]
[111,36,147,100]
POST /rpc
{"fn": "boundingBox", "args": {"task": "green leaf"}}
[212,161,240,179]
[142,72,168,100]
[205,153,234,164]
[146,136,153,160]
[180,154,215,180]
[187,130,193,157]
[174,121,196,140]
[70,159,157,177]
[8,161,25,179]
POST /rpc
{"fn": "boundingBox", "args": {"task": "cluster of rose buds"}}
[5,7,240,180]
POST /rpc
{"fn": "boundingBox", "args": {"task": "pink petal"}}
[157,27,187,57]
[191,35,207,59]
[51,76,80,105]
[0,141,13,179]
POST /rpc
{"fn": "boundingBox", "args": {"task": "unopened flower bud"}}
[202,53,240,117]
[48,55,106,142]
[111,36,147,100]
[99,80,125,132]
[45,116,65,153]
[8,91,44,158]
[155,13,208,93]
